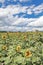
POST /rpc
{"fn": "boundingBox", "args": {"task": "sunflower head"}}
[25,49,32,58]
[24,36,27,39]
[2,35,6,39]
[2,45,7,50]
[24,36,27,40]
[16,45,21,52]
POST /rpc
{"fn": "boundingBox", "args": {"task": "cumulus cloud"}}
[0,14,43,31]
[0,4,33,17]
[0,0,5,3]
[29,16,43,26]
[0,5,28,17]
[0,4,43,17]
[13,0,30,2]
[32,27,43,31]
[33,3,43,14]
[0,14,36,27]
[19,0,30,2]
[0,3,43,31]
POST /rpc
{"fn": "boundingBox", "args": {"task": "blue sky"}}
[0,0,43,31]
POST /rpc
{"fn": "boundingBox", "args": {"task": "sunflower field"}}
[0,32,43,65]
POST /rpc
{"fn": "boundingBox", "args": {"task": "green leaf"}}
[4,56,12,65]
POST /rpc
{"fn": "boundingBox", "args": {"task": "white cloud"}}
[0,5,28,17]
[33,3,43,14]
[0,4,43,31]
[13,0,30,2]
[11,17,37,26]
[0,15,43,31]
[0,26,33,31]
[27,9,32,14]
[0,5,33,17]
[0,4,43,17]
[0,0,5,3]
[0,26,43,31]
[29,16,43,26]
[32,27,43,31]
[20,0,30,2]
[0,8,9,17]
[0,14,36,27]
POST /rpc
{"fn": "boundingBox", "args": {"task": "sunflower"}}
[24,36,27,39]
[2,45,7,50]
[24,36,27,41]
[25,49,32,58]
[2,35,6,39]
[16,45,21,52]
